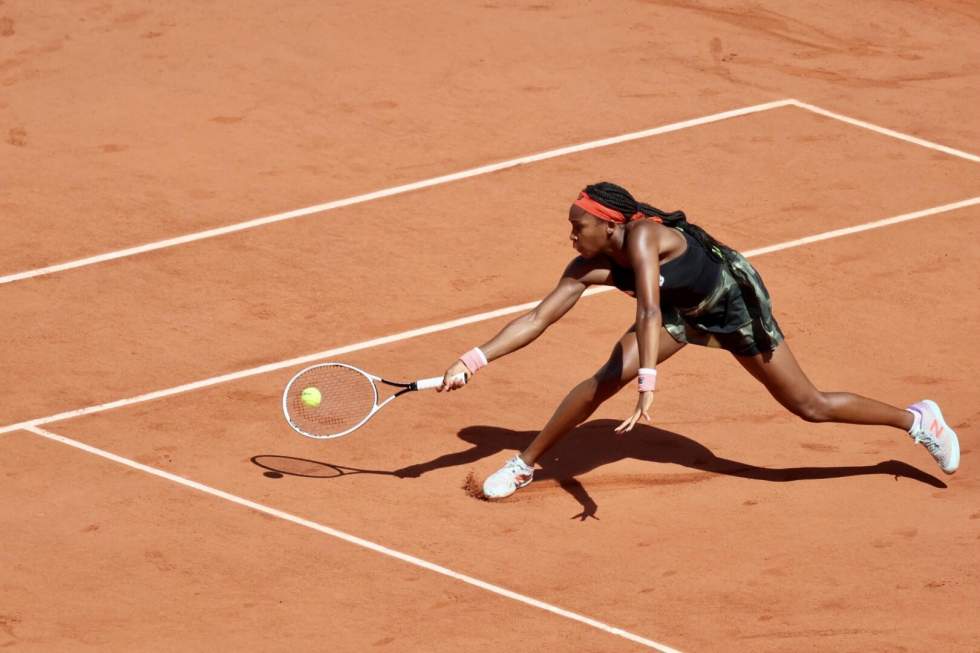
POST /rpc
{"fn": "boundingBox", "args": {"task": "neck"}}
[603,223,630,265]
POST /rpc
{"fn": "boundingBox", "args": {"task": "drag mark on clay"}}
[738,627,889,640]
[800,442,838,453]
[7,127,25,146]
[0,17,13,37]
[112,10,149,25]
[0,614,21,640]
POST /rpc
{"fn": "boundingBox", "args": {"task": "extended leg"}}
[734,341,912,428]
[735,341,959,473]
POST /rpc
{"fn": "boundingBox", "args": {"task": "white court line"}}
[789,100,980,163]
[745,196,980,256]
[0,99,794,286]
[2,99,975,287]
[1,195,976,437]
[23,425,683,653]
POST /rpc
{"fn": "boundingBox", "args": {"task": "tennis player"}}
[439,182,960,499]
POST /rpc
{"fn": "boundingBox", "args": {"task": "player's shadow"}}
[392,420,946,520]
[253,420,945,521]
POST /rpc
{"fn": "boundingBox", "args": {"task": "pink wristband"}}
[638,368,657,392]
[459,347,488,374]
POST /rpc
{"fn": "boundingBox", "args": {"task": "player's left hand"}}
[614,391,654,433]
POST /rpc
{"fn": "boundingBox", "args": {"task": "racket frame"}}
[282,362,454,440]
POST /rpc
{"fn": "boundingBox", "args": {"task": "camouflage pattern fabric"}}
[661,251,783,357]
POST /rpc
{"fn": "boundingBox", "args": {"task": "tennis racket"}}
[282,362,465,440]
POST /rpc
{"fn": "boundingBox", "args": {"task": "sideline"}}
[25,424,685,653]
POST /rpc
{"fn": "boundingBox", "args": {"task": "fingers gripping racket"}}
[282,363,465,440]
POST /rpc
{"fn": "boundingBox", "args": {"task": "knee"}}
[789,392,832,423]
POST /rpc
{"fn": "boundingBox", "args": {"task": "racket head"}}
[282,363,380,439]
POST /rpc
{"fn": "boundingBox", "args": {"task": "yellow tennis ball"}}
[300,387,322,408]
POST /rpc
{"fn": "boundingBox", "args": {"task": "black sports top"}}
[609,228,723,309]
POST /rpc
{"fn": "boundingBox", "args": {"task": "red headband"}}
[573,191,658,224]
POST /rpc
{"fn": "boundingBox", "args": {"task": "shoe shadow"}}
[254,419,946,520]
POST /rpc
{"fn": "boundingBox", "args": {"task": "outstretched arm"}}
[439,257,601,390]
[615,221,664,432]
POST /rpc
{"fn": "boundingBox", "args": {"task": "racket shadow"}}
[250,455,396,480]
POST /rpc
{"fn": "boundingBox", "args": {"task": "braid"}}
[584,181,724,262]
[585,181,774,350]
[582,182,639,217]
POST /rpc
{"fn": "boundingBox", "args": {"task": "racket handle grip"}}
[416,373,466,391]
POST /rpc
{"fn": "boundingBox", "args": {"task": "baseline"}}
[25,425,683,653]
[3,100,975,287]
[0,100,792,286]
[1,196,976,436]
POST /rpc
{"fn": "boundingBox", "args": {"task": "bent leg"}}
[520,327,685,465]
[735,341,913,431]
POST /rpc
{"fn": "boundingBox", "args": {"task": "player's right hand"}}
[438,360,470,392]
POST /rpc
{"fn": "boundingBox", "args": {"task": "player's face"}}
[568,205,610,258]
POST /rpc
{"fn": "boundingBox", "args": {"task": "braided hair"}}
[584,181,774,350]
[583,182,726,260]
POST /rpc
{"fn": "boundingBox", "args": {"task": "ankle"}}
[905,407,922,435]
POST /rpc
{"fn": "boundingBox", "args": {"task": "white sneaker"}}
[483,455,534,499]
[907,400,960,475]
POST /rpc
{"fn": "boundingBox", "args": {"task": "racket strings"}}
[286,365,377,436]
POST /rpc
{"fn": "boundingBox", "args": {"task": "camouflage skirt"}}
[661,252,783,357]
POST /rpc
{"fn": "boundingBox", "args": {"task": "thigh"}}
[597,325,686,384]
[733,341,819,410]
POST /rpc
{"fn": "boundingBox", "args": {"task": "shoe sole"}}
[922,399,959,474]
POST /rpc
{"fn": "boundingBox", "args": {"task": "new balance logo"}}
[928,420,944,439]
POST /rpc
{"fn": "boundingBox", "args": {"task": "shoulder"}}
[561,255,618,286]
[625,220,668,259]
[626,218,668,239]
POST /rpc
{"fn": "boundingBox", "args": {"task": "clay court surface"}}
[2,2,979,651]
